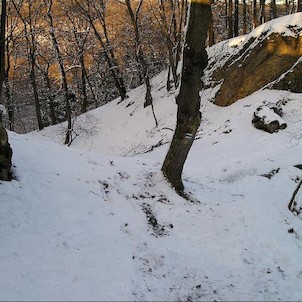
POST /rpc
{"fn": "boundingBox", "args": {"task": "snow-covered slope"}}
[30,71,177,157]
[2,87,302,300]
[1,14,302,301]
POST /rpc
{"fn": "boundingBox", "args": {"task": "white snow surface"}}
[1,14,302,301]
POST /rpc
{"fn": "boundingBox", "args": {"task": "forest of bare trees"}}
[0,0,301,138]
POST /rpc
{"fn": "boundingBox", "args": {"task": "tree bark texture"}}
[159,0,178,89]
[0,0,6,102]
[253,0,258,29]
[270,0,277,19]
[234,0,239,37]
[298,0,302,12]
[243,0,247,34]
[228,0,233,38]
[260,0,266,24]
[0,0,12,181]
[0,124,12,181]
[162,0,211,193]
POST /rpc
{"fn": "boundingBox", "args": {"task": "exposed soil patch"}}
[141,203,173,237]
[261,168,280,179]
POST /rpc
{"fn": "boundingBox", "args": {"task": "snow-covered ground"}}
[1,14,302,301]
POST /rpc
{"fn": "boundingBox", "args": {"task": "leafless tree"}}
[162,0,211,194]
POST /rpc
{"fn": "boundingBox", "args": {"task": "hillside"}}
[1,14,302,301]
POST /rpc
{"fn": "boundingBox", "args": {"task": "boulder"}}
[252,103,287,133]
[207,20,302,106]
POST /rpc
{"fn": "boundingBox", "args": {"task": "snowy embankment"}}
[1,86,302,300]
[1,14,302,301]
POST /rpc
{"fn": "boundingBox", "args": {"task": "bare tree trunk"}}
[297,0,302,12]
[4,73,13,130]
[85,73,98,108]
[79,52,88,113]
[75,0,127,102]
[125,0,153,108]
[162,0,211,193]
[260,0,266,24]
[253,0,258,29]
[29,51,44,130]
[270,0,277,19]
[4,20,13,131]
[228,0,233,38]
[290,0,296,13]
[0,0,5,102]
[42,69,57,125]
[88,17,127,101]
[159,0,178,89]
[45,0,72,145]
[225,0,228,30]
[13,0,44,130]
[243,0,247,34]
[0,0,12,181]
[174,0,187,80]
[234,0,239,37]
[285,0,289,14]
[70,24,89,113]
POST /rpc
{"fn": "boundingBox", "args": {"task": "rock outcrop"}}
[252,102,287,133]
[205,14,302,106]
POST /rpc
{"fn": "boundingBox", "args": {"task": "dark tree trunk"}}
[260,0,266,24]
[228,0,233,38]
[42,70,57,125]
[159,0,178,89]
[0,0,5,99]
[285,0,289,14]
[85,73,98,108]
[0,125,12,181]
[5,27,13,131]
[0,0,12,181]
[89,20,127,101]
[162,0,211,193]
[4,73,13,130]
[234,0,239,37]
[253,0,258,29]
[13,0,44,130]
[297,0,302,12]
[270,0,277,19]
[99,9,127,101]
[74,0,127,101]
[243,0,247,34]
[174,0,187,81]
[29,51,44,130]
[225,0,228,30]
[79,51,88,113]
